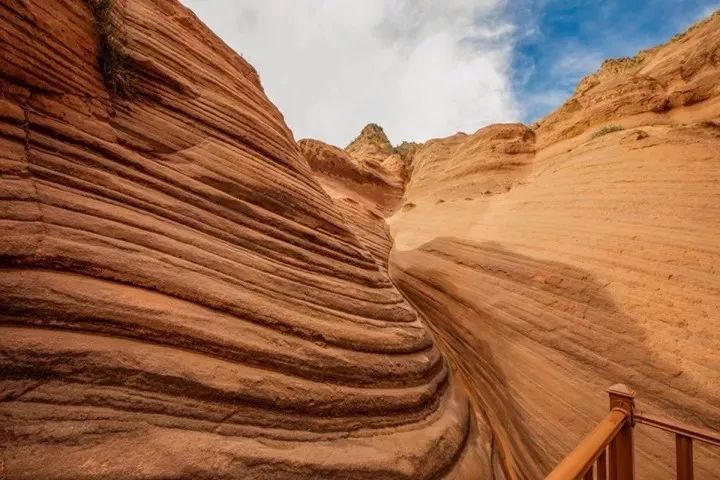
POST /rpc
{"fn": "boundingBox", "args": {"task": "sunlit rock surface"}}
[388,11,720,479]
[305,11,720,480]
[0,1,481,478]
[3,1,719,478]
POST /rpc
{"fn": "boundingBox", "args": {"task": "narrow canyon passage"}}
[1,1,719,479]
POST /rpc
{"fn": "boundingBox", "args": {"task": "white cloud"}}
[552,46,604,80]
[701,4,719,19]
[180,0,520,146]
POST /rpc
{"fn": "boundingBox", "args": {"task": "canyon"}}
[1,0,719,479]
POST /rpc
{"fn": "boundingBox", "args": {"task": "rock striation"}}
[3,1,720,478]
[535,11,720,147]
[0,1,479,478]
[298,127,407,272]
[387,10,720,479]
[304,10,720,479]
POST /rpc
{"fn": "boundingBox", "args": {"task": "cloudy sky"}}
[181,0,719,146]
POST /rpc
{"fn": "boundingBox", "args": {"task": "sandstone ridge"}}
[0,1,484,478]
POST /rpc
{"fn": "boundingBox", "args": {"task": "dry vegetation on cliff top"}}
[85,0,134,96]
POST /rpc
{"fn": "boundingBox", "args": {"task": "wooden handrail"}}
[635,413,720,447]
[546,384,720,480]
[546,409,627,480]
[546,384,635,480]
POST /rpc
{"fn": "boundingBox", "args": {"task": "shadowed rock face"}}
[0,1,479,478]
[391,239,720,479]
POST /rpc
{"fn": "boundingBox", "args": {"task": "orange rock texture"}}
[0,1,484,478]
[298,125,406,272]
[2,0,719,478]
[303,11,720,480]
[386,11,720,480]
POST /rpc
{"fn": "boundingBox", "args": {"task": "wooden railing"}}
[546,384,720,480]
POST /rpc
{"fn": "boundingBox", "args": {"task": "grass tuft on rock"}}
[85,0,134,97]
[590,124,624,139]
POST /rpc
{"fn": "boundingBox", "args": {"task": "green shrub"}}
[85,0,134,97]
[590,124,624,139]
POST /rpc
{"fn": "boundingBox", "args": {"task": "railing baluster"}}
[597,448,607,480]
[608,437,619,480]
[676,434,693,480]
[583,466,594,479]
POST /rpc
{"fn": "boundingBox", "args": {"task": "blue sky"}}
[182,0,719,145]
[513,0,720,123]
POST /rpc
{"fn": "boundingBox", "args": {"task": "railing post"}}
[676,434,693,480]
[607,384,635,480]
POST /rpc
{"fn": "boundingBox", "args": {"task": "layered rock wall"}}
[0,1,479,478]
[303,10,720,479]
[388,12,720,479]
[3,1,719,478]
